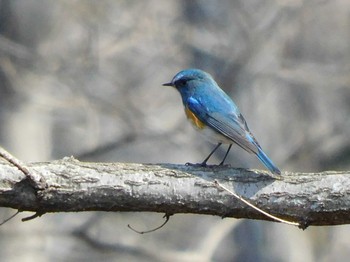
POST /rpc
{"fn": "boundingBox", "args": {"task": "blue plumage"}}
[163,69,281,175]
[257,148,281,175]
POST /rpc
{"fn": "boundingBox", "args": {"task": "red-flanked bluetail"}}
[163,69,281,175]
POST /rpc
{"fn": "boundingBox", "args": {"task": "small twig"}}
[0,146,46,189]
[214,180,300,227]
[0,147,32,178]
[0,211,20,226]
[21,211,45,222]
[127,213,172,234]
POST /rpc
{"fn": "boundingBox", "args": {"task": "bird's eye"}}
[175,79,187,87]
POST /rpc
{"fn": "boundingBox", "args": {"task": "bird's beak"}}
[162,82,173,87]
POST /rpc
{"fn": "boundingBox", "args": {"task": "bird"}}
[163,69,281,175]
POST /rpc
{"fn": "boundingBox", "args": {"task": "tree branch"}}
[0,157,348,227]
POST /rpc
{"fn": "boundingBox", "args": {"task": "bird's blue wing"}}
[187,96,259,154]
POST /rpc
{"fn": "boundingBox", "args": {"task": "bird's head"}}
[163,69,214,95]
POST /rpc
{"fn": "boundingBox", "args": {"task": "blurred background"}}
[0,0,349,261]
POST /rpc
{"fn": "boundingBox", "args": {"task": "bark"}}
[0,157,348,228]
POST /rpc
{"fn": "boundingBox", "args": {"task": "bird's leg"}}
[200,143,222,166]
[219,144,232,165]
[186,143,222,167]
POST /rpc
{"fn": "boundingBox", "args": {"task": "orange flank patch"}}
[185,107,205,129]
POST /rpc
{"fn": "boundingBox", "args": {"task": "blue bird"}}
[163,69,281,175]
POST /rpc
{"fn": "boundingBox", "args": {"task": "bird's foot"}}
[218,163,231,168]
[185,162,207,167]
[185,162,231,168]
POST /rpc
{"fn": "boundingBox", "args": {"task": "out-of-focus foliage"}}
[0,1,349,261]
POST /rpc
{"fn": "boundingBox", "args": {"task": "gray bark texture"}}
[0,157,348,228]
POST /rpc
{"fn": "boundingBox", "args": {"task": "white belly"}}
[193,125,232,144]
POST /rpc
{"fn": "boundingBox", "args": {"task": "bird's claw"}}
[185,162,207,167]
[185,162,230,168]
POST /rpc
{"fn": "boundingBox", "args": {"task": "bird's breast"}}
[184,107,232,144]
[185,107,206,129]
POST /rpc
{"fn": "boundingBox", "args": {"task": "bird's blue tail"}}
[256,147,281,175]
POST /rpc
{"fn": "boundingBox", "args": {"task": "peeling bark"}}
[0,157,349,227]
